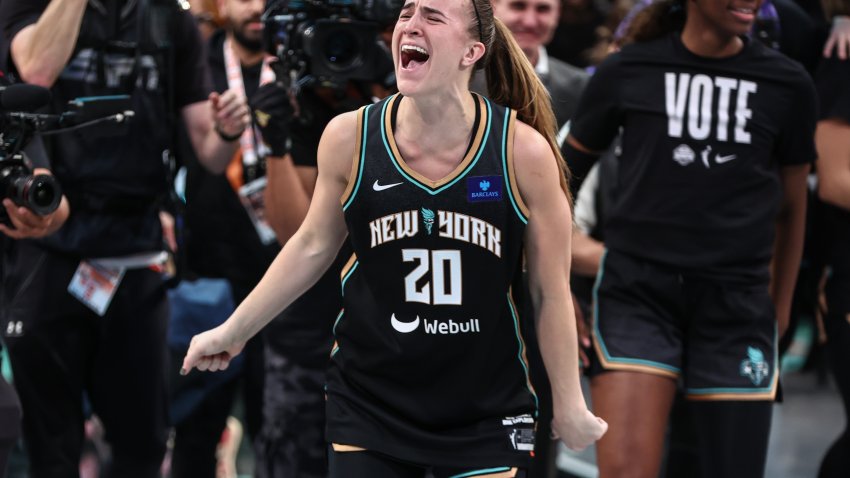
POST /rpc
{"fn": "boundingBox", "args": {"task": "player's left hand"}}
[211,88,250,138]
[552,406,607,452]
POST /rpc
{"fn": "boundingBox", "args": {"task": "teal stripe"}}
[592,250,682,374]
[507,294,539,415]
[343,104,373,211]
[330,345,340,357]
[449,467,512,478]
[381,95,493,195]
[332,309,344,335]
[686,325,778,396]
[500,108,528,225]
[341,261,359,296]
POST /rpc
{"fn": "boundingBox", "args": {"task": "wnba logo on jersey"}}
[664,72,757,144]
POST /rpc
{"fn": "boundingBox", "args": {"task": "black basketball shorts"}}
[589,249,778,401]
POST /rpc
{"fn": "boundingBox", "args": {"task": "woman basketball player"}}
[180,0,606,476]
[562,0,817,477]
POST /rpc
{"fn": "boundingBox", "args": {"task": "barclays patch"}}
[467,175,502,203]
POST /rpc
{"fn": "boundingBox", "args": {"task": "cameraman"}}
[0,1,249,477]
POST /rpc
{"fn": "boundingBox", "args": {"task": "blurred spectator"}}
[487,0,589,127]
[0,1,248,476]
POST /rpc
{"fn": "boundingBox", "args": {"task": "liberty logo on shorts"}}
[421,208,435,235]
[739,346,770,386]
[467,176,502,203]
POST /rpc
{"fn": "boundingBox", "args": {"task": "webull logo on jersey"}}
[390,313,481,335]
[467,175,502,203]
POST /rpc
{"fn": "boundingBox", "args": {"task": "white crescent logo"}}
[390,313,420,333]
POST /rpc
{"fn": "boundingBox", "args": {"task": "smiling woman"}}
[562,0,819,476]
[180,0,605,476]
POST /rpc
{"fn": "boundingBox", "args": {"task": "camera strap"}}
[222,37,275,185]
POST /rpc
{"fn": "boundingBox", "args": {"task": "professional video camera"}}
[262,0,402,89]
[0,84,62,224]
[0,84,134,226]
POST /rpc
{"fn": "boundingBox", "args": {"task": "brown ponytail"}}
[468,0,572,205]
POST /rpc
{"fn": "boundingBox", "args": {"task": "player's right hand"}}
[180,326,245,375]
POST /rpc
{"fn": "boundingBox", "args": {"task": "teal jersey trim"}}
[507,293,539,415]
[500,108,528,225]
[592,250,682,374]
[341,261,360,296]
[343,103,374,212]
[381,94,493,195]
[331,309,345,357]
[332,309,345,335]
[449,467,512,478]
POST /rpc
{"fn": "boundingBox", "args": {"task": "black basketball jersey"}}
[325,93,537,467]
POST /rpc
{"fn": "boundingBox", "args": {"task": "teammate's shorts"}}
[588,249,778,401]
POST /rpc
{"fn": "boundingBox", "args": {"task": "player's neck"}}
[680,22,744,58]
[398,89,476,153]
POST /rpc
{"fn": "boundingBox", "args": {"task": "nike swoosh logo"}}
[716,154,737,164]
[373,180,404,191]
[391,313,420,333]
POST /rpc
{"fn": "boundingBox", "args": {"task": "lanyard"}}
[223,37,276,168]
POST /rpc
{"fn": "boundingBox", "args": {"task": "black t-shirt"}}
[570,33,818,283]
[815,57,850,275]
[0,0,211,257]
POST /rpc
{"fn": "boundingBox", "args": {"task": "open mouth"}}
[400,44,430,69]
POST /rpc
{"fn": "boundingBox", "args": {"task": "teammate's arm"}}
[181,111,357,374]
[770,163,810,337]
[816,118,850,211]
[9,0,88,87]
[513,121,607,451]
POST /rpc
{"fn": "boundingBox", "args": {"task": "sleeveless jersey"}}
[325,93,537,468]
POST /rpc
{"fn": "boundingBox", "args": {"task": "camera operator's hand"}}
[250,82,295,157]
[0,168,69,239]
[210,89,250,139]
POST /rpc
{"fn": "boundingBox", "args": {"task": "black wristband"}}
[216,125,243,142]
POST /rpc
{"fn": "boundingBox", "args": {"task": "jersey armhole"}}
[341,105,369,210]
[503,109,531,224]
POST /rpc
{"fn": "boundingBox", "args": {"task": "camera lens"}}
[322,30,360,71]
[24,175,61,216]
